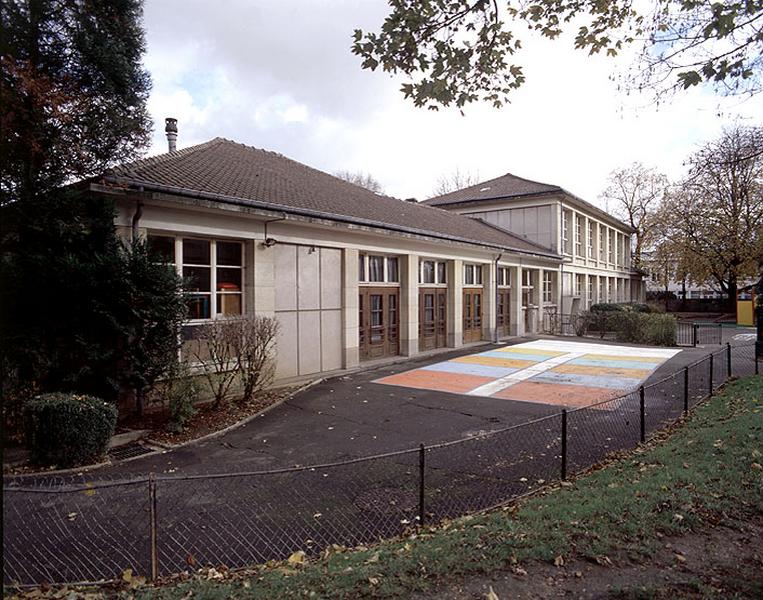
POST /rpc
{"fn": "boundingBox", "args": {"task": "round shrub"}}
[23,393,117,468]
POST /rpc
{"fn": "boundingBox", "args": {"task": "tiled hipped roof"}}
[424,172,562,206]
[105,138,560,258]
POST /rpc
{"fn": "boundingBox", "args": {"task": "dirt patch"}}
[413,514,763,599]
[121,387,298,446]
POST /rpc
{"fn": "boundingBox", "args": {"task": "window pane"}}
[183,239,210,265]
[437,262,446,284]
[359,255,366,282]
[217,241,242,266]
[217,267,242,292]
[184,266,211,292]
[464,265,473,285]
[187,295,211,319]
[476,266,482,285]
[387,257,398,282]
[148,235,175,263]
[423,260,435,284]
[217,293,241,315]
[369,256,384,282]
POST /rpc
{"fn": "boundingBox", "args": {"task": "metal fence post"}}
[148,474,158,581]
[756,355,760,376]
[726,342,732,379]
[418,444,425,527]
[718,322,722,345]
[708,353,714,397]
[692,324,698,347]
[639,386,645,443]
[683,366,689,415]
[561,409,568,481]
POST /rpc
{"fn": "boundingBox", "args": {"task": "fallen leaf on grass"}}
[287,551,306,566]
[486,586,499,600]
[674,553,686,563]
[554,555,565,567]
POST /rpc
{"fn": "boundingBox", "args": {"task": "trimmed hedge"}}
[23,393,117,468]
[590,302,656,313]
[607,312,677,346]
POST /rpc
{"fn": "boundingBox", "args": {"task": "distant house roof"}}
[103,138,561,259]
[424,172,635,233]
[425,172,562,206]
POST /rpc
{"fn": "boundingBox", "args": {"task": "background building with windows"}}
[424,172,645,317]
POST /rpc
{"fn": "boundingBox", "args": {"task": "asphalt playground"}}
[65,333,736,479]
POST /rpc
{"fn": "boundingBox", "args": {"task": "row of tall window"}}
[563,209,632,268]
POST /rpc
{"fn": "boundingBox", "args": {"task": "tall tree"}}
[0,0,152,205]
[599,163,668,269]
[431,167,480,196]
[353,1,763,110]
[659,125,763,304]
[0,1,181,424]
[334,170,385,194]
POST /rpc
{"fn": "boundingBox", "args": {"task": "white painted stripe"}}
[512,339,682,359]
[467,351,586,397]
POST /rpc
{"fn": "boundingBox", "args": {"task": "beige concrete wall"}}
[274,243,344,379]
[447,259,463,347]
[400,254,419,356]
[341,248,359,369]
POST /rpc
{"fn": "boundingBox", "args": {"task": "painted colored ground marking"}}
[374,340,681,408]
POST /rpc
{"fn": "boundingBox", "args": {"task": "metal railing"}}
[3,343,759,586]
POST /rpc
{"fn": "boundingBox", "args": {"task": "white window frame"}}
[419,259,447,286]
[463,263,483,286]
[542,271,552,303]
[359,253,400,285]
[497,266,511,288]
[575,214,582,256]
[148,234,245,322]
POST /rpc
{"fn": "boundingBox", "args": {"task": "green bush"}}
[590,302,657,314]
[23,393,117,468]
[160,366,202,433]
[590,303,624,312]
[608,313,677,346]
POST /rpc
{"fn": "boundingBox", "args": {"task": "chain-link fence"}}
[3,343,759,586]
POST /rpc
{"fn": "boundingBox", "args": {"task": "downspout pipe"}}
[494,253,502,343]
[131,186,145,243]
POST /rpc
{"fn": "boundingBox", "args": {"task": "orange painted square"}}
[375,369,494,394]
[491,381,617,408]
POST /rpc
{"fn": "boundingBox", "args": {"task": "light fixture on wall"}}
[308,245,316,254]
[262,237,277,248]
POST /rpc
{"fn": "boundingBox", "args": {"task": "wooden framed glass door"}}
[496,290,511,338]
[463,289,483,343]
[359,287,399,360]
[419,288,447,350]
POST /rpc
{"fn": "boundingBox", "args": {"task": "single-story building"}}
[89,120,642,384]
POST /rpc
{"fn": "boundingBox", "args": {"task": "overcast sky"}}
[142,0,762,207]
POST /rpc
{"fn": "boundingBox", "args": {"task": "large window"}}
[575,214,583,256]
[599,226,606,261]
[148,235,243,320]
[587,224,594,258]
[608,230,615,263]
[542,271,552,303]
[359,254,399,284]
[464,263,483,286]
[588,277,594,307]
[419,259,447,285]
[562,210,571,254]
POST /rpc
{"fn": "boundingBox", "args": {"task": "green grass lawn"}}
[124,375,762,600]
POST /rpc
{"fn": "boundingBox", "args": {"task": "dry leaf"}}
[121,568,133,583]
[554,555,565,567]
[287,550,306,566]
[486,586,499,600]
